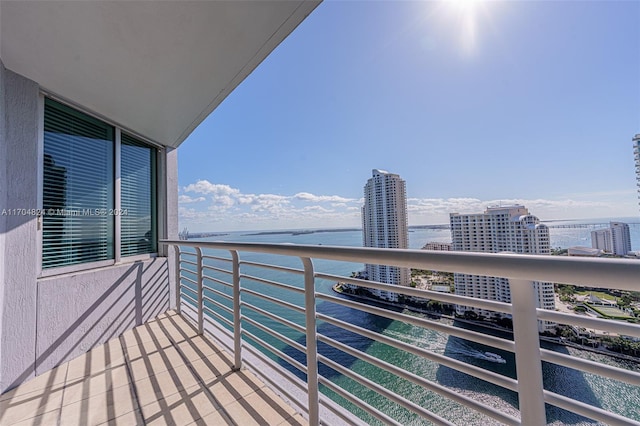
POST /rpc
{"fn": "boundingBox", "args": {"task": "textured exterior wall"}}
[0,66,40,392]
[0,68,176,393]
[35,258,169,374]
[0,60,6,393]
[165,147,178,310]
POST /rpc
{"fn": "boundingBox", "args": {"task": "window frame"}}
[37,93,162,277]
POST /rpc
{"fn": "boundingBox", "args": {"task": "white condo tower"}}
[362,169,410,302]
[634,134,640,211]
[450,205,556,332]
[591,222,632,256]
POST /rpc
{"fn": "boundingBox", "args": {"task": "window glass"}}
[43,98,114,268]
[121,133,157,256]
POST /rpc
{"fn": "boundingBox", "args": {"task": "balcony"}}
[3,241,640,425]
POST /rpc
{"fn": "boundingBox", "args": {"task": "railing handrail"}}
[161,239,640,291]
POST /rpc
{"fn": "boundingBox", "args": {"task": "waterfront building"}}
[422,242,452,251]
[362,169,410,302]
[591,222,632,256]
[568,246,603,257]
[450,205,555,332]
[634,134,640,209]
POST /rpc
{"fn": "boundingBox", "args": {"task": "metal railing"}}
[162,240,640,426]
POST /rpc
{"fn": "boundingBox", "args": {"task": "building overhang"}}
[0,0,320,148]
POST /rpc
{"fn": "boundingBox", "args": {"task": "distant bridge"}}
[410,222,640,230]
[545,223,640,229]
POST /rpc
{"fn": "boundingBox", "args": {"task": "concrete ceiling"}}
[0,0,320,148]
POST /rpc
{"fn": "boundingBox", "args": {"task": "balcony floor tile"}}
[0,310,308,426]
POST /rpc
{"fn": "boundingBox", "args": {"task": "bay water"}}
[187,218,640,425]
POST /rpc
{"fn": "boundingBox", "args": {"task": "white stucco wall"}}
[35,258,170,375]
[0,64,40,392]
[0,67,176,393]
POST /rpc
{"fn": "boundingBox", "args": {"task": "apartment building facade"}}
[450,205,555,332]
[362,169,410,301]
[634,134,640,209]
[591,222,632,256]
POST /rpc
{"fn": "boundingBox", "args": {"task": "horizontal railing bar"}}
[242,342,358,425]
[202,274,233,289]
[202,264,232,275]
[180,259,198,267]
[317,293,515,352]
[203,306,233,328]
[241,328,308,374]
[179,275,197,286]
[242,301,306,335]
[178,251,196,257]
[318,334,520,426]
[317,272,512,314]
[537,309,640,338]
[317,376,402,426]
[317,313,518,392]
[240,273,305,294]
[241,287,306,314]
[163,240,640,290]
[202,295,233,315]
[540,349,640,386]
[544,390,640,426]
[179,283,197,295]
[238,349,310,419]
[318,354,455,426]
[243,342,347,425]
[181,293,198,307]
[202,314,234,351]
[240,259,304,275]
[242,313,307,354]
[202,284,232,302]
[202,254,232,263]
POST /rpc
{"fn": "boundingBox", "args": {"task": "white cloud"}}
[294,192,355,203]
[179,180,635,232]
[178,195,205,204]
[183,180,240,196]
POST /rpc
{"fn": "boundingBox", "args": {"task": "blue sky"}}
[178,0,640,232]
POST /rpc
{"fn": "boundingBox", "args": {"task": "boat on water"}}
[482,352,506,364]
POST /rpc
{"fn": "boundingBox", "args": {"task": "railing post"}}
[196,247,204,335]
[510,279,546,426]
[301,257,319,426]
[173,245,181,314]
[230,250,242,371]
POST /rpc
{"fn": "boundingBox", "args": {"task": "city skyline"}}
[178,1,640,232]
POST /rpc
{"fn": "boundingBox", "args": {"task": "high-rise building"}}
[591,222,632,256]
[634,134,640,209]
[362,169,410,301]
[450,205,555,332]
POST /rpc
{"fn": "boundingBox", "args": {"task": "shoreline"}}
[331,283,640,363]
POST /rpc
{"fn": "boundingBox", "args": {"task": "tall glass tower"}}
[362,169,410,301]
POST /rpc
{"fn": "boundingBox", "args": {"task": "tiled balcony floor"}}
[0,311,307,426]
